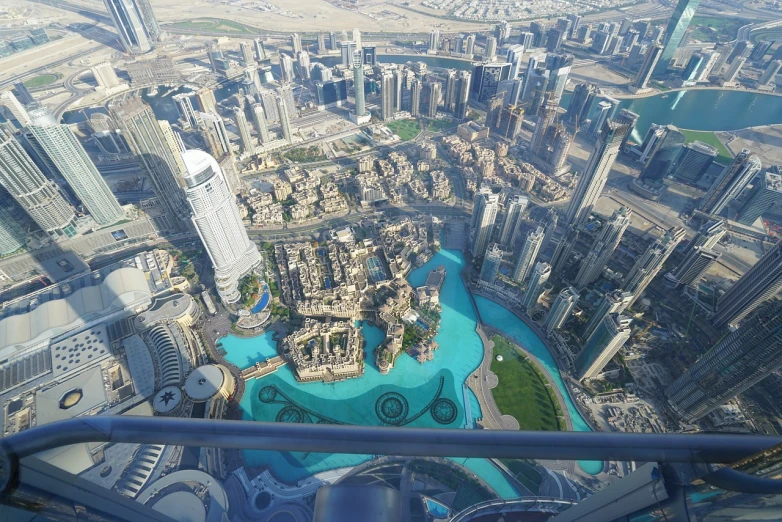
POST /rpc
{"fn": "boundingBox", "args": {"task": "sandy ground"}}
[721,125,782,168]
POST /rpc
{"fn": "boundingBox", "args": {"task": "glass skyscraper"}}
[653,0,702,76]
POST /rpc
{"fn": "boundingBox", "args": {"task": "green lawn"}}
[499,459,543,494]
[171,18,257,34]
[386,119,422,141]
[689,16,753,43]
[750,28,782,45]
[489,335,565,431]
[23,74,59,88]
[425,118,458,133]
[680,129,733,165]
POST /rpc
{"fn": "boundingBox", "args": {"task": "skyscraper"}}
[633,44,662,90]
[428,30,440,54]
[550,225,579,275]
[499,194,528,247]
[352,49,367,119]
[290,33,302,54]
[410,78,422,117]
[485,36,498,59]
[91,62,122,90]
[506,45,525,79]
[582,290,633,341]
[422,81,441,118]
[444,69,457,112]
[0,206,26,254]
[512,226,545,284]
[666,246,720,288]
[173,93,199,129]
[668,299,782,422]
[279,53,295,84]
[470,62,512,103]
[183,149,261,303]
[669,141,717,184]
[712,240,782,329]
[380,71,395,121]
[687,218,727,254]
[232,107,255,155]
[564,118,630,227]
[240,42,254,66]
[102,0,154,55]
[653,0,702,76]
[544,287,579,333]
[470,187,499,258]
[0,128,77,238]
[698,149,762,215]
[251,103,271,144]
[622,227,685,307]
[254,38,268,62]
[198,111,231,157]
[736,169,782,226]
[759,60,782,87]
[109,96,190,221]
[574,206,632,288]
[0,91,30,125]
[639,124,685,182]
[565,82,597,128]
[454,71,472,120]
[12,81,34,105]
[522,262,551,310]
[575,314,632,380]
[27,108,123,226]
[277,96,293,144]
[480,243,503,284]
[195,87,217,114]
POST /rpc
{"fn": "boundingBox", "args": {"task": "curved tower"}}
[182,150,261,303]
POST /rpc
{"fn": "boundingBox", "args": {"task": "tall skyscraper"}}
[639,124,685,182]
[666,246,720,288]
[380,71,395,121]
[506,45,525,79]
[550,225,579,275]
[251,103,271,144]
[12,81,34,105]
[352,49,367,119]
[199,111,231,157]
[240,42,254,65]
[290,33,302,54]
[277,96,293,144]
[0,91,30,125]
[575,314,632,380]
[564,118,630,227]
[102,0,155,54]
[687,218,727,254]
[428,30,440,54]
[480,243,503,284]
[194,87,217,114]
[0,129,77,238]
[712,240,782,329]
[522,262,551,310]
[470,187,499,258]
[410,78,422,117]
[582,290,633,341]
[444,69,457,112]
[544,286,579,333]
[653,0,702,76]
[279,53,295,84]
[499,194,528,247]
[737,169,782,226]
[109,96,190,221]
[512,226,544,284]
[254,38,268,62]
[0,206,26,254]
[232,107,255,155]
[622,227,685,307]
[633,44,663,89]
[485,36,498,59]
[422,81,441,118]
[698,149,762,215]
[668,299,782,422]
[669,141,717,184]
[453,71,472,121]
[470,62,512,102]
[173,93,199,129]
[183,149,261,303]
[759,60,782,87]
[565,82,597,128]
[574,206,632,288]
[27,108,123,226]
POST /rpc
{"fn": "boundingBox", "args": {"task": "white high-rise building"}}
[0,129,77,239]
[522,262,551,310]
[499,194,528,247]
[251,104,271,144]
[574,206,632,288]
[0,206,26,255]
[102,0,153,54]
[428,30,440,54]
[0,91,30,125]
[470,186,499,258]
[622,226,685,307]
[27,108,124,226]
[352,28,362,49]
[277,96,293,144]
[575,313,632,380]
[182,149,261,303]
[512,226,544,284]
[173,93,199,129]
[232,107,255,155]
[545,286,579,333]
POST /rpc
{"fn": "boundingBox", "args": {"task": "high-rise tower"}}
[633,44,662,89]
[621,227,685,307]
[277,96,293,144]
[380,71,395,121]
[499,194,528,247]
[512,226,544,284]
[575,313,632,380]
[666,246,720,288]
[564,118,630,227]
[352,49,367,120]
[183,149,261,303]
[653,0,702,76]
[27,108,123,226]
[454,71,472,121]
[0,129,77,238]
[582,290,633,341]
[251,104,271,144]
[668,299,782,422]
[480,243,503,284]
[522,262,551,310]
[0,206,26,255]
[545,287,579,333]
[109,96,190,222]
[232,107,255,155]
[470,187,499,258]
[737,169,782,226]
[574,206,632,288]
[698,149,762,215]
[102,0,155,55]
[712,240,782,329]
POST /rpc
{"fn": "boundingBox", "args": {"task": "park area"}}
[23,74,60,88]
[489,335,565,431]
[386,119,421,141]
[171,18,258,34]
[680,129,733,165]
[689,16,752,43]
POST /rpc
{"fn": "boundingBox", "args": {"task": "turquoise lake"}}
[219,249,602,492]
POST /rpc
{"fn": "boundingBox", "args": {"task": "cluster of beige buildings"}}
[250,168,347,225]
[355,149,450,204]
[284,319,363,383]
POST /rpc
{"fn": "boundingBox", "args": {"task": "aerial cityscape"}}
[0,0,781,518]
